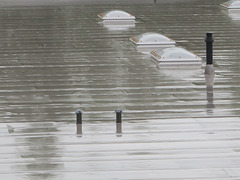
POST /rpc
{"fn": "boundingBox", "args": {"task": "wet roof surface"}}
[1,0,240,179]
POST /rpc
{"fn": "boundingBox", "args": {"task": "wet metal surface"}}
[1,0,240,179]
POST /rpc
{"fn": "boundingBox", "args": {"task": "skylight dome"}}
[98,10,135,20]
[130,32,175,47]
[151,47,201,65]
[221,0,240,9]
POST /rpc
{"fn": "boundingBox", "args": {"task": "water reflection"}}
[13,123,63,180]
[228,9,240,21]
[157,64,202,80]
[222,8,240,22]
[76,124,82,135]
[100,20,135,31]
[205,65,215,115]
[116,123,122,137]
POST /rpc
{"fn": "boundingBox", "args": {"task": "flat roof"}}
[1,0,240,179]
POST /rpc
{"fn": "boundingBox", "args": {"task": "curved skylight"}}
[221,0,240,9]
[98,10,135,20]
[130,32,175,47]
[151,47,201,64]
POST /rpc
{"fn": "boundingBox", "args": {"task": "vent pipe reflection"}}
[205,65,215,114]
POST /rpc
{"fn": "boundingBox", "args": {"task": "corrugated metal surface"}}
[1,0,240,179]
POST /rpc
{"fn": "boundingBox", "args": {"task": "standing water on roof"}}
[1,0,240,179]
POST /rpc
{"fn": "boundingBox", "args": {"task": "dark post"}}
[205,32,214,65]
[115,110,122,124]
[76,110,82,124]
